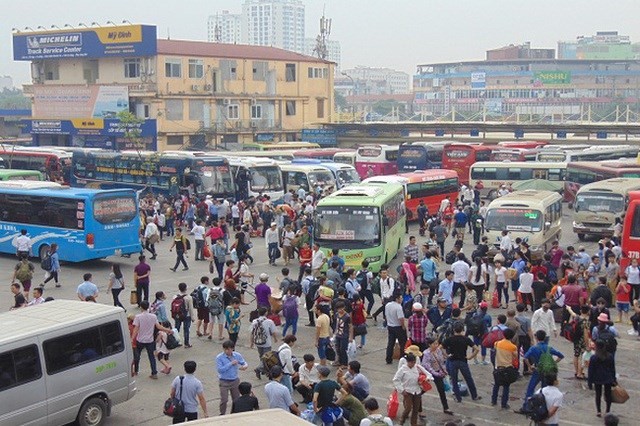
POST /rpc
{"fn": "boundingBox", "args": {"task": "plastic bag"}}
[230,248,238,262]
[443,376,452,393]
[491,289,500,309]
[387,389,399,419]
[171,328,182,345]
[347,341,357,362]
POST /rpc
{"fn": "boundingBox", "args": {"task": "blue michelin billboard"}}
[13,25,157,60]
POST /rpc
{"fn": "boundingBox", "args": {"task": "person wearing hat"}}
[591,312,619,356]
[313,365,345,420]
[407,302,429,353]
[427,297,452,333]
[392,352,433,426]
[265,222,280,266]
[255,273,272,311]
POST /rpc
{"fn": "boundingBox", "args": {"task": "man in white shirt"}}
[499,230,513,257]
[27,287,45,306]
[360,398,393,426]
[296,354,320,403]
[277,335,297,394]
[384,292,406,365]
[372,266,396,324]
[439,195,451,213]
[144,220,159,260]
[297,187,306,200]
[191,219,206,261]
[12,229,31,259]
[451,253,470,307]
[531,299,557,339]
[311,242,327,277]
[540,373,563,425]
[231,203,240,226]
[265,222,280,266]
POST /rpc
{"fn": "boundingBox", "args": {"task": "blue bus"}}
[0,181,141,261]
[71,150,235,198]
[291,159,360,189]
[397,141,450,172]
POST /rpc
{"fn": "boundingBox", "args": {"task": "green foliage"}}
[0,88,31,110]
[334,89,347,109]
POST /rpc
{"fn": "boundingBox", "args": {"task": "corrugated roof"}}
[157,39,332,64]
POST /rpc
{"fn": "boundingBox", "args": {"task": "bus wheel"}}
[39,244,50,261]
[77,397,107,426]
[578,233,585,241]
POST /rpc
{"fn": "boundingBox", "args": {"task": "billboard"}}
[533,71,571,85]
[471,72,486,89]
[13,25,157,60]
[33,85,129,119]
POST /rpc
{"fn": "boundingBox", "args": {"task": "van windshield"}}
[575,192,624,213]
[485,208,543,232]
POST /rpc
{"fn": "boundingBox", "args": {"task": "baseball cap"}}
[412,302,423,311]
[437,297,447,303]
[271,222,277,227]
[259,273,269,281]
[479,301,488,309]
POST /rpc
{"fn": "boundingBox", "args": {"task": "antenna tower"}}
[313,7,331,60]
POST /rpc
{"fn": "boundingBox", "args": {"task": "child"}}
[127,313,136,376]
[155,321,172,374]
[224,297,243,344]
[282,285,299,336]
[615,278,631,324]
[231,381,259,413]
[581,341,596,375]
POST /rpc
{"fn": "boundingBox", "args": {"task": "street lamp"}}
[122,20,132,25]
[341,72,356,122]
[78,23,89,28]
[50,24,61,30]
[63,24,74,29]
[90,22,102,27]
[106,21,117,26]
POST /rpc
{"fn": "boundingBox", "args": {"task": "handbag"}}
[418,371,432,392]
[202,243,212,259]
[387,389,399,419]
[354,324,368,336]
[163,376,185,418]
[325,343,336,362]
[209,261,214,274]
[493,366,518,386]
[130,290,138,305]
[611,384,629,404]
[392,342,401,360]
[404,338,413,350]
[321,405,344,424]
[482,327,505,349]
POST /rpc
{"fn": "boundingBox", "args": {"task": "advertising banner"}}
[33,85,129,119]
[13,25,157,60]
[533,71,571,85]
[471,72,486,89]
[301,128,337,146]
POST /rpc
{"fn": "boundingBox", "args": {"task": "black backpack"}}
[525,389,549,422]
[597,327,618,354]
[356,270,369,290]
[465,312,486,337]
[445,250,456,265]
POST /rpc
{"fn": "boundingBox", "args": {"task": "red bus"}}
[0,147,71,184]
[497,140,548,149]
[364,169,459,220]
[621,190,640,269]
[565,160,640,204]
[355,145,399,179]
[293,148,354,161]
[442,144,492,185]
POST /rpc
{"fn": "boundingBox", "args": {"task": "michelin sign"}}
[13,25,156,60]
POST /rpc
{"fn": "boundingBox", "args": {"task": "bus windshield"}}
[575,193,625,213]
[93,195,138,225]
[336,169,360,185]
[250,166,283,193]
[538,153,566,162]
[485,208,543,232]
[315,206,381,246]
[358,147,382,158]
[197,164,234,195]
[308,170,335,188]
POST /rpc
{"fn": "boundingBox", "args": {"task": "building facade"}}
[413,58,640,118]
[207,11,243,44]
[14,24,334,150]
[486,42,555,61]
[242,0,305,53]
[337,66,411,97]
[558,31,640,60]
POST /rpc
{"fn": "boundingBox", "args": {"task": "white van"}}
[485,189,563,257]
[0,300,136,426]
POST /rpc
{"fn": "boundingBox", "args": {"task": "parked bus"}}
[291,159,360,189]
[355,144,399,179]
[279,162,337,194]
[485,189,563,258]
[621,190,640,269]
[470,161,566,200]
[333,151,356,166]
[442,143,493,185]
[0,300,136,426]
[490,148,539,162]
[228,157,285,201]
[0,181,141,261]
[397,141,449,172]
[564,160,640,204]
[241,141,320,151]
[0,169,43,181]
[293,148,353,161]
[497,140,548,149]
[211,150,296,161]
[364,169,459,220]
[536,145,638,163]
[314,183,405,272]
[573,178,640,240]
[71,151,234,199]
[0,147,71,184]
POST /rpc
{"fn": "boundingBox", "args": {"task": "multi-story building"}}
[304,38,341,71]
[486,42,555,61]
[413,57,640,118]
[337,66,411,97]
[207,11,243,44]
[559,31,640,60]
[13,24,334,150]
[242,0,305,54]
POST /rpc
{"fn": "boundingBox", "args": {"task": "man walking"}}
[216,340,248,415]
[250,307,278,379]
[442,323,482,403]
[531,298,557,339]
[384,291,407,365]
[134,255,151,306]
[173,283,196,348]
[170,361,208,423]
[132,300,173,379]
[265,222,280,266]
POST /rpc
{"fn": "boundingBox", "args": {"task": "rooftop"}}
[157,39,332,64]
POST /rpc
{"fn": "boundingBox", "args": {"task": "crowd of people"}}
[8,186,636,426]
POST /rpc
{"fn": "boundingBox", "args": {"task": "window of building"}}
[124,58,141,78]
[285,63,296,82]
[167,136,183,146]
[188,59,204,79]
[307,67,328,79]
[317,99,325,118]
[251,104,262,119]
[189,99,206,121]
[253,61,267,81]
[227,104,239,119]
[44,61,59,80]
[43,321,124,375]
[166,99,184,120]
[0,345,42,391]
[286,101,296,116]
[220,60,237,80]
[165,59,182,78]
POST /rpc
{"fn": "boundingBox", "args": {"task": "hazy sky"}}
[2,0,640,85]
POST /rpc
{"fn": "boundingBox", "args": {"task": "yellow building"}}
[15,25,334,151]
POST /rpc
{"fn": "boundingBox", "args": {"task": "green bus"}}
[0,169,44,181]
[314,183,406,273]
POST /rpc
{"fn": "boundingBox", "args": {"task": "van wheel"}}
[578,233,585,241]
[39,244,50,261]
[77,397,107,426]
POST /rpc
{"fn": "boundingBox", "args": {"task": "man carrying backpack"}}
[172,282,196,348]
[357,260,375,317]
[194,276,211,338]
[13,255,35,302]
[515,330,564,415]
[207,278,226,341]
[250,307,278,379]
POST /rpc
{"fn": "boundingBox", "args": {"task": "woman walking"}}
[588,339,617,418]
[107,264,125,308]
[392,352,432,426]
[41,243,61,288]
[421,337,453,415]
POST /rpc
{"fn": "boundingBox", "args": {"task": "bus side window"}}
[630,204,640,238]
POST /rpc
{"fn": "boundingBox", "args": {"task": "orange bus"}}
[442,144,492,185]
[0,147,71,184]
[621,190,640,270]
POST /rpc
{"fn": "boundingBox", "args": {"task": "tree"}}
[372,99,403,117]
[116,110,158,176]
[334,89,347,110]
[0,88,31,109]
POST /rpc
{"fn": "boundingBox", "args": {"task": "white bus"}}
[0,300,136,426]
[536,145,638,163]
[469,161,566,199]
[279,162,337,194]
[485,189,563,257]
[228,157,285,201]
[333,151,356,166]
